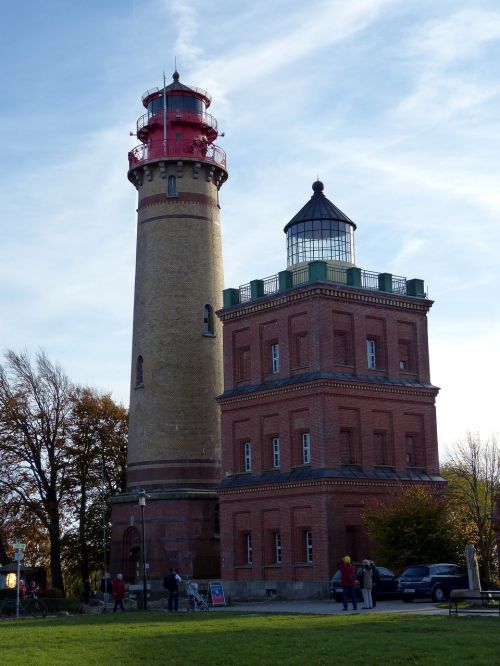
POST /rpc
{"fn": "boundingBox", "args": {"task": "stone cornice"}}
[218,284,433,320]
[218,477,447,495]
[217,374,439,405]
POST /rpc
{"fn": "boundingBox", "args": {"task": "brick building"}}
[217,181,446,598]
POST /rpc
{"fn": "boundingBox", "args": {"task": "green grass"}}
[0,611,499,665]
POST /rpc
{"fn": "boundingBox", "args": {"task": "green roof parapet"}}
[250,279,264,299]
[225,262,427,307]
[347,267,362,287]
[223,288,240,307]
[308,261,327,282]
[378,272,393,293]
[407,278,425,297]
[279,270,293,291]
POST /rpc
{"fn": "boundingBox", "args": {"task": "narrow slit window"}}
[203,304,214,335]
[272,437,280,468]
[243,441,252,472]
[167,175,177,196]
[271,343,280,374]
[302,432,311,464]
[274,532,282,564]
[367,339,377,369]
[246,533,253,564]
[135,355,144,387]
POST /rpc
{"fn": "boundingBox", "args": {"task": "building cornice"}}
[218,475,447,496]
[217,372,439,405]
[218,283,433,320]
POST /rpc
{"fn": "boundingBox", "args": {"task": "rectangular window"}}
[302,432,311,465]
[406,434,424,467]
[274,532,282,564]
[235,346,251,381]
[374,430,388,466]
[340,428,356,465]
[272,437,280,468]
[243,441,252,472]
[367,339,377,369]
[246,533,253,564]
[305,530,313,563]
[271,343,280,374]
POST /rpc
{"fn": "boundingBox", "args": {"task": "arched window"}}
[203,304,214,335]
[136,355,144,387]
[167,175,177,197]
[122,527,141,584]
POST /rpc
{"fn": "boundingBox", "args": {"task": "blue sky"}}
[1,0,499,454]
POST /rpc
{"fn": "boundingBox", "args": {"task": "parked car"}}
[398,563,468,602]
[331,565,399,602]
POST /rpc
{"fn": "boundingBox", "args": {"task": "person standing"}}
[368,558,379,608]
[164,568,181,612]
[112,573,126,612]
[338,556,357,611]
[359,560,373,609]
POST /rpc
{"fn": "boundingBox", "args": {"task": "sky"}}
[0,0,499,456]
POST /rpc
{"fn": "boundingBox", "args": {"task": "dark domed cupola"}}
[284,181,356,268]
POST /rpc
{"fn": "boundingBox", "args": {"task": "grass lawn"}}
[0,611,499,665]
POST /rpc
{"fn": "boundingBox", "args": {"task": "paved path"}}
[214,599,447,615]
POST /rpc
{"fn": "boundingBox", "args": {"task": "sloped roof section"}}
[284,180,356,233]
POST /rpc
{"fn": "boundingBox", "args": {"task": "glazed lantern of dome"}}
[284,181,356,268]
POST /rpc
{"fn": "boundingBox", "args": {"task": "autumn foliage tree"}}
[0,350,127,594]
[441,432,500,585]
[62,387,127,585]
[363,485,462,571]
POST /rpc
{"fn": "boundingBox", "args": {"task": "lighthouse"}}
[110,72,227,583]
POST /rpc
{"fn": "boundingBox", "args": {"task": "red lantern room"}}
[128,70,226,170]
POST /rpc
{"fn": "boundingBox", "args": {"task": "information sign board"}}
[207,581,226,606]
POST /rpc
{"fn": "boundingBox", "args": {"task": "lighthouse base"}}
[110,489,220,587]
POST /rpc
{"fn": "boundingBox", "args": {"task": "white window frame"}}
[271,343,280,374]
[306,530,313,563]
[274,532,282,564]
[302,432,311,465]
[367,339,377,369]
[246,533,253,564]
[272,437,280,468]
[243,441,252,472]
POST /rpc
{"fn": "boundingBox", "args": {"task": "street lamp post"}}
[138,491,148,610]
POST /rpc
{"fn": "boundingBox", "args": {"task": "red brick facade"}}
[218,282,445,597]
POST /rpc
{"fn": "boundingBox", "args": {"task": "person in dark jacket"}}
[164,568,181,611]
[368,558,380,607]
[338,555,357,611]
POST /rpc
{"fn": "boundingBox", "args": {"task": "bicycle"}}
[0,596,48,619]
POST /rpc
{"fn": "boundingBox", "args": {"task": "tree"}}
[363,485,461,571]
[63,387,127,585]
[441,432,500,585]
[0,350,129,595]
[0,350,73,593]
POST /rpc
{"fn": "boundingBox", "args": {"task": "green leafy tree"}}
[363,485,461,571]
[441,432,500,585]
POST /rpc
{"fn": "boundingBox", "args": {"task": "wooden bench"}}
[449,589,500,616]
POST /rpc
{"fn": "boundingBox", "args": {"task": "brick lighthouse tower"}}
[110,72,227,584]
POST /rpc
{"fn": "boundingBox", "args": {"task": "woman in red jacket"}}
[338,555,357,611]
[112,573,126,612]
